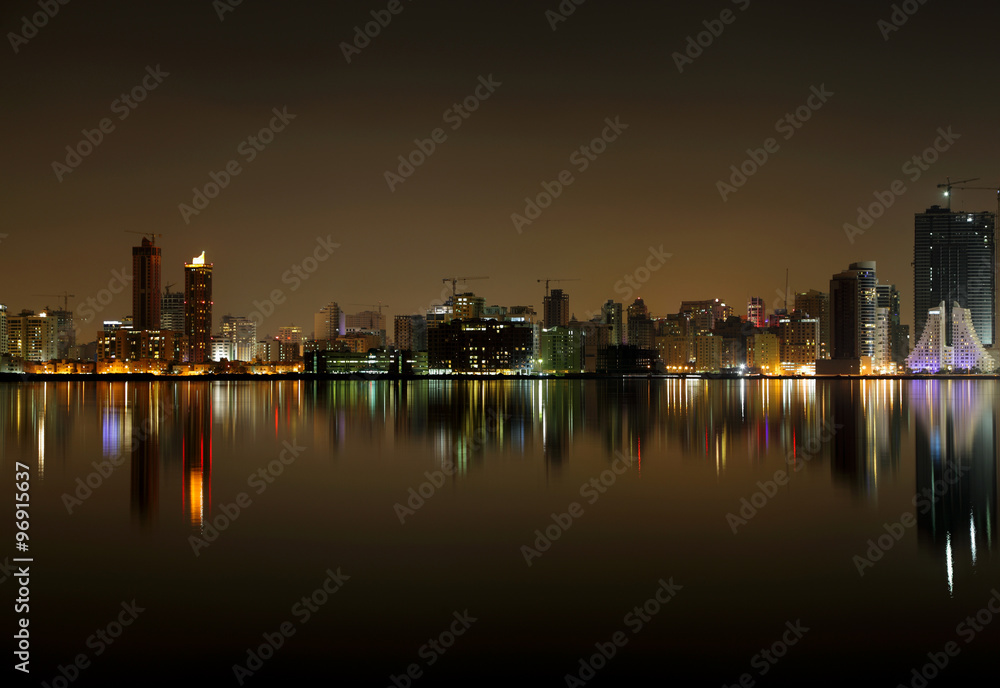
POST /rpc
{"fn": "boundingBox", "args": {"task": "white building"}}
[906,301,996,373]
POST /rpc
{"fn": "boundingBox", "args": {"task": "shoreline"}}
[1,372,997,383]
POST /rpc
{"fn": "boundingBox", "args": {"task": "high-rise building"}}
[626,297,654,350]
[680,299,732,335]
[907,301,996,373]
[0,304,7,356]
[830,262,877,360]
[345,310,387,331]
[778,313,820,369]
[794,290,829,360]
[314,302,343,341]
[394,314,427,351]
[221,315,257,361]
[161,287,185,333]
[277,326,303,357]
[914,205,995,346]
[132,237,161,331]
[876,284,908,365]
[543,289,570,329]
[747,297,765,328]
[184,252,213,364]
[451,293,486,321]
[7,310,57,362]
[601,300,623,346]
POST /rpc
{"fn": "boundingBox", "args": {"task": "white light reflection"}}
[945,532,954,597]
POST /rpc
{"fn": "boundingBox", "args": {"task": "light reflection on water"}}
[1,378,997,683]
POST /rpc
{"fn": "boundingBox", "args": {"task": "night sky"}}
[3,0,1000,339]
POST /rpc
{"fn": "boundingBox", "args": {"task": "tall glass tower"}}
[914,205,995,346]
[830,261,877,360]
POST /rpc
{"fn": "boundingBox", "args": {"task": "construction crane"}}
[345,302,389,315]
[34,292,75,312]
[124,231,163,244]
[441,276,488,301]
[938,181,1000,218]
[537,278,580,297]
[936,178,980,211]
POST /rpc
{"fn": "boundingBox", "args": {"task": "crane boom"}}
[537,278,580,297]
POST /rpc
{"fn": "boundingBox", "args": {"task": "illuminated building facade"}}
[747,296,765,328]
[184,252,213,364]
[7,310,57,362]
[161,287,185,333]
[539,325,584,374]
[794,289,829,359]
[428,319,533,373]
[830,261,877,360]
[907,301,996,373]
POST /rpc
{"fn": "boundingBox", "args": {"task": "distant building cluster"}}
[1,205,997,375]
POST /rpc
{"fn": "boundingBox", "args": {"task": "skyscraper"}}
[221,315,257,361]
[543,289,570,329]
[601,300,623,346]
[747,297,765,328]
[184,252,213,364]
[794,290,829,360]
[0,304,7,356]
[914,205,995,346]
[132,237,161,331]
[830,261,877,360]
[161,286,185,333]
[876,284,908,365]
[314,302,343,341]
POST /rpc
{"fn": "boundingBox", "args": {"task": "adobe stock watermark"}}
[717,84,834,202]
[563,578,682,687]
[36,600,145,687]
[545,0,586,31]
[387,611,477,688]
[878,0,930,41]
[853,462,969,577]
[896,589,1000,688]
[511,116,628,234]
[843,126,960,244]
[8,0,70,54]
[189,440,307,556]
[722,620,810,688]
[384,74,501,192]
[177,106,296,224]
[613,245,672,301]
[232,568,349,685]
[521,451,633,567]
[214,0,243,21]
[672,0,751,73]
[75,266,132,324]
[394,409,506,524]
[340,0,415,63]
[247,236,340,328]
[52,65,169,182]
[726,421,843,534]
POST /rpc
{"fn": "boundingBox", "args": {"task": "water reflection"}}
[912,380,997,594]
[2,379,997,580]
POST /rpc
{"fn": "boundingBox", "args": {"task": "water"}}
[2,379,998,685]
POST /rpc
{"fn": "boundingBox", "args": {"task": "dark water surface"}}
[2,379,998,686]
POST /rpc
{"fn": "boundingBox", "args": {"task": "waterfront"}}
[2,379,997,685]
